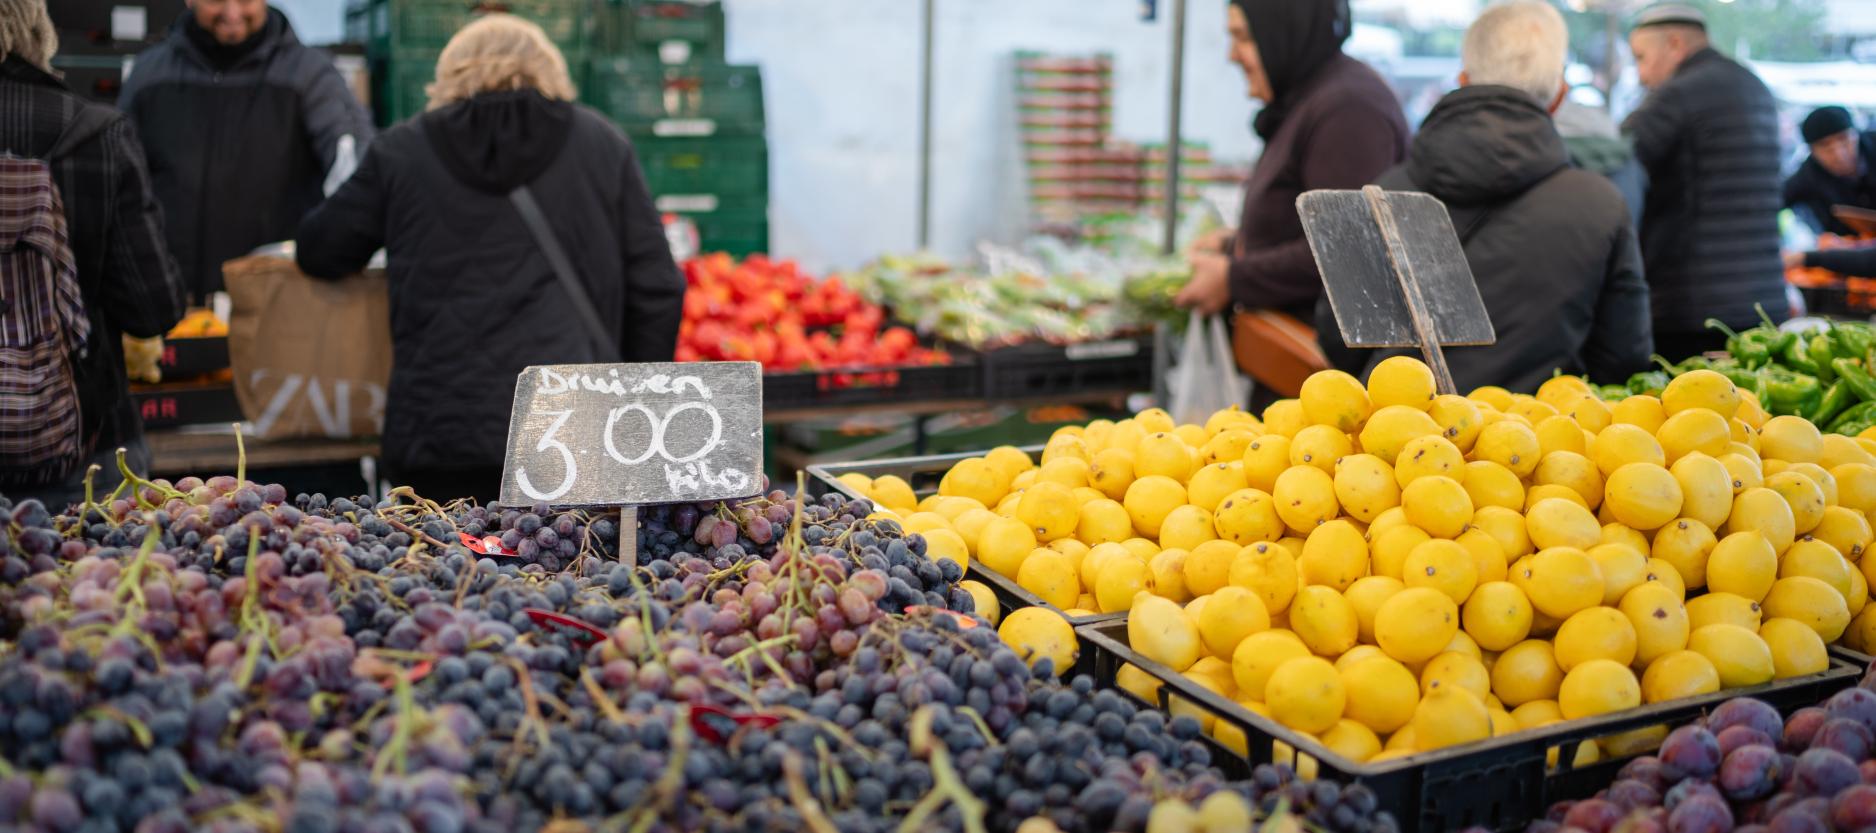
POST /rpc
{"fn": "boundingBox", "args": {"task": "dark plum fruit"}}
[1862,759,1876,784]
[1810,718,1874,761]
[1720,745,1784,802]
[1767,798,1832,833]
[1831,785,1876,831]
[1709,699,1786,744]
[1623,758,1669,793]
[1827,688,1876,737]
[1668,794,1734,833]
[1666,780,1723,812]
[1661,726,1724,782]
[1565,799,1626,833]
[1785,709,1830,753]
[1792,748,1862,797]
[1608,780,1664,813]
[1615,809,1669,833]
[1718,726,1776,758]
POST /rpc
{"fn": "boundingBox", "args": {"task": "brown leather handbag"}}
[1231,309,1329,399]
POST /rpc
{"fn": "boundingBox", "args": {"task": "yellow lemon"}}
[1813,505,1874,563]
[1094,554,1154,613]
[1299,520,1370,592]
[1199,429,1257,469]
[1016,548,1080,609]
[1232,629,1311,701]
[1720,452,1765,495]
[1492,639,1565,707]
[977,516,1038,577]
[1652,518,1718,590]
[1644,557,1689,599]
[1148,547,1192,603]
[1761,415,1823,464]
[1301,370,1373,433]
[1395,435,1466,487]
[1229,541,1300,614]
[1187,461,1250,514]
[1602,523,1652,557]
[1212,488,1285,545]
[1559,659,1642,720]
[1640,650,1722,704]
[1476,421,1543,478]
[1401,475,1473,539]
[1661,369,1741,418]
[1420,651,1492,700]
[1620,581,1692,667]
[1613,395,1669,433]
[1262,400,1308,438]
[1833,463,1876,516]
[1780,537,1854,603]
[1076,498,1133,546]
[1038,457,1091,489]
[1367,356,1437,411]
[1677,587,1756,629]
[985,446,1036,482]
[1369,525,1431,582]
[1471,385,1516,411]
[1472,506,1534,559]
[1123,475,1187,539]
[1604,463,1685,531]
[1042,433,1090,465]
[1658,408,1732,464]
[959,579,1000,626]
[1359,406,1443,466]
[1197,586,1272,658]
[1536,451,1604,508]
[1586,543,1649,606]
[1528,483,1590,512]
[1345,575,1406,644]
[1184,539,1242,598]
[1565,394,1615,434]
[1724,488,1797,554]
[1242,435,1293,492]
[1760,617,1830,679]
[872,474,922,512]
[1266,656,1347,734]
[1411,687,1493,751]
[1135,432,1197,483]
[1463,581,1535,651]
[1520,547,1605,619]
[1291,585,1361,657]
[1089,448,1137,501]
[1761,576,1851,642]
[1510,397,1561,425]
[1536,415,1590,457]
[1430,395,1485,452]
[1512,699,1565,730]
[1289,424,1354,475]
[1403,539,1479,605]
[1670,453,1735,530]
[1273,465,1339,535]
[1374,586,1459,665]
[1338,655,1423,740]
[1526,498,1602,551]
[1592,423,1668,477]
[997,608,1078,675]
[1016,481,1080,542]
[1464,460,1526,512]
[1765,471,1828,535]
[1687,623,1775,688]
[1206,406,1260,435]
[1334,453,1402,524]
[1553,606,1639,671]
[923,527,971,571]
[1320,719,1384,764]
[1458,527,1511,584]
[1158,504,1218,552]
[1130,594,1202,672]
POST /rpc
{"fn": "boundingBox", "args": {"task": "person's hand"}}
[1175,252,1232,315]
[1187,227,1235,258]
[1783,250,1809,270]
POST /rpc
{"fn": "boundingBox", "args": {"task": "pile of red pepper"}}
[675,253,950,372]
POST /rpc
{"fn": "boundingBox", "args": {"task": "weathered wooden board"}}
[1297,188,1495,349]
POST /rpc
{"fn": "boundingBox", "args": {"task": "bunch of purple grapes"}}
[1529,674,1876,833]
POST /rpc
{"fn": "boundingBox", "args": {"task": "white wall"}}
[724,0,1259,271]
[271,0,1262,271]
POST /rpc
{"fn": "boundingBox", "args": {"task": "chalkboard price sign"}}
[498,362,764,507]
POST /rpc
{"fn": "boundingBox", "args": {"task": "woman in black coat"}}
[297,14,684,503]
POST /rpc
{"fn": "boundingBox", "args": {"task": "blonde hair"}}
[1463,1,1569,107]
[0,0,58,72]
[426,14,575,110]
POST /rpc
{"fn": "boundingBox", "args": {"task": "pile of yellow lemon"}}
[838,357,1876,766]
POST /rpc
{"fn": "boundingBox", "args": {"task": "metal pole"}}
[1161,0,1187,256]
[917,0,935,249]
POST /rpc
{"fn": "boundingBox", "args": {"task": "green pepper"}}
[1626,371,1671,396]
[1811,334,1839,383]
[1833,322,1876,359]
[1833,358,1876,402]
[1709,363,1766,399]
[1828,401,1876,436]
[1706,319,1773,368]
[1599,384,1631,402]
[1760,366,1824,418]
[1811,381,1853,425]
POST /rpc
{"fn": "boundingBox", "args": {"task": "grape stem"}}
[626,710,691,833]
[503,657,553,756]
[371,673,418,779]
[782,750,840,833]
[897,705,987,833]
[578,668,629,724]
[231,422,245,485]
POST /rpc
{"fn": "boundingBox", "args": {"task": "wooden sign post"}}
[1297,185,1496,395]
[498,361,765,560]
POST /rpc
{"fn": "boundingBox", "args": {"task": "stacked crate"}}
[350,0,592,126]
[584,1,770,257]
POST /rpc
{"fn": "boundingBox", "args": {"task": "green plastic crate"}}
[618,0,725,60]
[372,47,587,126]
[584,59,764,137]
[665,202,766,258]
[362,0,590,57]
[632,135,767,197]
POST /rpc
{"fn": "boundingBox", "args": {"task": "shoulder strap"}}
[47,106,116,161]
[509,184,621,362]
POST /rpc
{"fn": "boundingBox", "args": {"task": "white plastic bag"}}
[1169,311,1251,426]
[323,134,358,197]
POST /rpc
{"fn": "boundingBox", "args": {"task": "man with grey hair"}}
[0,0,187,506]
[1622,2,1784,357]
[1318,0,1652,393]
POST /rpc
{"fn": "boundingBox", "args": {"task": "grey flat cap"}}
[1632,2,1708,29]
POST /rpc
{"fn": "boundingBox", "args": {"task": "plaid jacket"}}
[0,57,186,463]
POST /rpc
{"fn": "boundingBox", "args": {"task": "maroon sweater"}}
[1230,54,1409,315]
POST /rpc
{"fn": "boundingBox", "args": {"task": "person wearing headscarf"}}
[1174,0,1409,324]
[1783,106,1876,238]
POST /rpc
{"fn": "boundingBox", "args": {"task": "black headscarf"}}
[1230,0,1353,139]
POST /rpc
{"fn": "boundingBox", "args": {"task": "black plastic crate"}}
[1078,620,1859,833]
[807,448,1125,628]
[764,359,979,413]
[982,335,1155,401]
[1794,277,1876,319]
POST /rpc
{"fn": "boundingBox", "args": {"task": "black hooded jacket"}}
[1318,86,1654,393]
[120,9,374,300]
[1784,131,1876,238]
[295,91,684,474]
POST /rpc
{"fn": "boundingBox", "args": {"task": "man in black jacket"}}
[120,0,373,301]
[1623,3,1785,359]
[1319,1,1653,393]
[1784,106,1876,238]
[0,0,188,507]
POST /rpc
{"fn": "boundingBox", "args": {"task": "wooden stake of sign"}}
[497,361,764,560]
[1297,185,1496,395]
